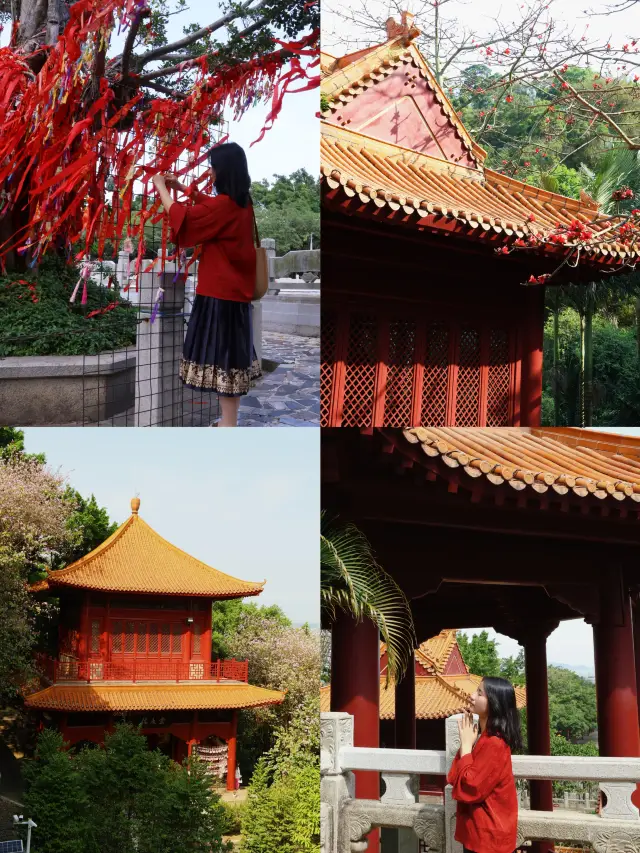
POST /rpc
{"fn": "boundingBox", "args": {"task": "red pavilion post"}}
[226,710,238,792]
[331,610,381,853]
[520,623,557,853]
[593,570,640,760]
[520,287,545,427]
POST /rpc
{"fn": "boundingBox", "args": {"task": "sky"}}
[1,0,318,183]
[323,0,637,59]
[22,428,320,627]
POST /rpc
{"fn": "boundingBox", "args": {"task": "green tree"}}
[457,631,501,678]
[23,725,231,853]
[53,490,119,570]
[0,546,37,704]
[252,170,320,254]
[241,698,320,853]
[547,666,597,742]
[321,512,417,684]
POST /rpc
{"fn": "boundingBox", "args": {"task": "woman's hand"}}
[457,710,478,757]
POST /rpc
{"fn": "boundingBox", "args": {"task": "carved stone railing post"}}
[444,715,464,853]
[321,712,356,853]
[599,782,639,820]
[381,773,419,853]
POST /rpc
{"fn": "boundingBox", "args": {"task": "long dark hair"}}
[208,142,252,208]
[482,677,523,753]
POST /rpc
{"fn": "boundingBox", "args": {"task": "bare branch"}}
[142,79,187,99]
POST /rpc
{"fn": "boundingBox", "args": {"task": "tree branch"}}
[121,6,150,78]
[135,0,267,67]
[552,68,640,150]
[141,79,187,99]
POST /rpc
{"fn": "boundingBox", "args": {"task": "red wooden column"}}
[520,622,557,853]
[593,570,640,759]
[226,710,238,792]
[632,593,640,721]
[395,659,416,750]
[331,610,380,853]
[520,286,545,427]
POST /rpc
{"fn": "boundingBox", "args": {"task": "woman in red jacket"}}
[447,677,522,853]
[152,142,260,427]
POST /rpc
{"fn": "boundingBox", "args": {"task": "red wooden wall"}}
[322,306,520,427]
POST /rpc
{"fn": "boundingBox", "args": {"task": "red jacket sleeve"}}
[168,195,228,248]
[447,739,509,804]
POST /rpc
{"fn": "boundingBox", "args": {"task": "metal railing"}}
[43,657,249,683]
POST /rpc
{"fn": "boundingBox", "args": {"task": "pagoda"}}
[320,15,639,428]
[27,497,284,789]
[321,629,526,794]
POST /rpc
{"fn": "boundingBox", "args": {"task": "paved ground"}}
[237,332,320,428]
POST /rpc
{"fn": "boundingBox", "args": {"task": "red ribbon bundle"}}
[0,0,318,290]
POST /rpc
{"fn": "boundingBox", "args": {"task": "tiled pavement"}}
[237,332,320,427]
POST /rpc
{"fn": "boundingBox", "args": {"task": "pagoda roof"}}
[25,683,284,712]
[33,498,265,598]
[321,33,639,265]
[398,427,640,503]
[381,628,463,675]
[321,674,526,720]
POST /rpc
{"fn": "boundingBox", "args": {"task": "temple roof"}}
[33,498,265,598]
[399,427,640,503]
[381,629,462,675]
[25,683,284,712]
[321,29,638,264]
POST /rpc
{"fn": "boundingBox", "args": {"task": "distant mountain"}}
[550,661,595,681]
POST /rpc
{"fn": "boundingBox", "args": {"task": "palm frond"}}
[580,149,640,213]
[321,511,417,684]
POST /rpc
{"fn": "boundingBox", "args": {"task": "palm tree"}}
[321,511,416,684]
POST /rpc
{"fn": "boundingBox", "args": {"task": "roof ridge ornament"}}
[385,11,421,45]
[131,496,140,514]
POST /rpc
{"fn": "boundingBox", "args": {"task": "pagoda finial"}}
[131,496,141,514]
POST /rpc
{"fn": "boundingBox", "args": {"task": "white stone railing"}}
[321,712,640,853]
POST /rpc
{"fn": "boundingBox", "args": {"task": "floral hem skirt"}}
[181,293,262,397]
[180,357,262,396]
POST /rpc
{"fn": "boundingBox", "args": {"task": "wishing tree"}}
[0,0,319,279]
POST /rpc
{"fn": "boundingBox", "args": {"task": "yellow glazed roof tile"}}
[400,427,640,502]
[25,683,284,712]
[35,499,265,597]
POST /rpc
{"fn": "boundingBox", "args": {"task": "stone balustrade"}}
[321,712,640,853]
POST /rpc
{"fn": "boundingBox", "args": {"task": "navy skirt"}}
[180,294,262,396]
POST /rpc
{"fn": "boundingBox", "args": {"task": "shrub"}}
[0,255,136,356]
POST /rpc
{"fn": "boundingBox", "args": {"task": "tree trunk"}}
[553,288,560,425]
[584,294,594,428]
[579,309,586,428]
[636,296,640,358]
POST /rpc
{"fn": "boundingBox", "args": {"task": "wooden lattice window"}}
[384,319,416,427]
[172,624,182,654]
[124,622,135,654]
[321,311,336,428]
[160,624,171,656]
[487,329,510,426]
[90,620,101,654]
[112,621,122,654]
[192,623,202,656]
[149,623,158,654]
[455,328,481,426]
[421,325,449,426]
[341,314,377,427]
[136,622,147,654]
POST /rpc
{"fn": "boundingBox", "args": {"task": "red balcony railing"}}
[41,658,249,684]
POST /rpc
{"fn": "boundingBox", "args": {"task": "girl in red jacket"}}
[153,142,260,427]
[447,677,522,853]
